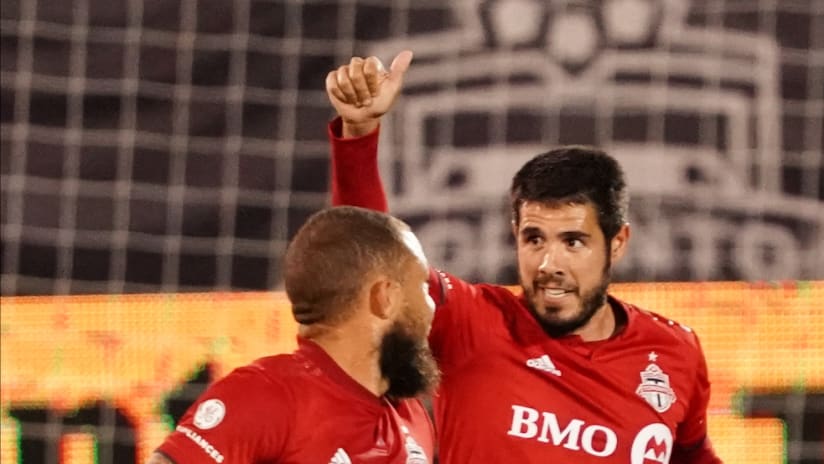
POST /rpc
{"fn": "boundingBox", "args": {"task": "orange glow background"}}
[2,281,822,463]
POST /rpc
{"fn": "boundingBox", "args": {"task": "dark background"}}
[1,0,822,295]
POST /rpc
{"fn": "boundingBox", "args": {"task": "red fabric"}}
[328,117,388,212]
[327,120,722,463]
[157,338,434,463]
[427,269,719,463]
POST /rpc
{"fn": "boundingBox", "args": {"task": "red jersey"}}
[427,269,712,463]
[328,118,722,463]
[157,338,434,464]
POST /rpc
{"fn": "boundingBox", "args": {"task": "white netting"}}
[1,0,373,294]
[1,0,822,293]
[0,2,823,463]
[369,0,824,283]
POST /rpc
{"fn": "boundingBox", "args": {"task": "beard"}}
[524,256,612,338]
[379,319,440,399]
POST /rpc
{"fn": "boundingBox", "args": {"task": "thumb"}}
[388,50,413,81]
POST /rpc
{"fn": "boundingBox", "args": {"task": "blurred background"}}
[1,0,822,463]
[1,0,822,295]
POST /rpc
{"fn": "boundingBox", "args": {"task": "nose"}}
[538,245,564,276]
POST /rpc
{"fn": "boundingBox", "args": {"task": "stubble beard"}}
[524,258,612,338]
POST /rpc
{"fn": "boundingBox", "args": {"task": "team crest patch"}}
[193,399,226,430]
[635,364,677,413]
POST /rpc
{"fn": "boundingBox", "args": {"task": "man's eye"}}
[567,238,583,247]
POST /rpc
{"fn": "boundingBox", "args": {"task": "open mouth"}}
[543,287,573,298]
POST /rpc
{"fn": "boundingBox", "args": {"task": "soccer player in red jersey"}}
[324,51,723,463]
[148,206,438,464]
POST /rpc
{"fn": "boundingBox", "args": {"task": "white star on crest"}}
[648,351,659,362]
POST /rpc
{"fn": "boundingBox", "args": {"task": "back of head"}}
[510,145,629,240]
[283,206,410,326]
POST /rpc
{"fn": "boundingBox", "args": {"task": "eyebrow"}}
[558,231,591,240]
[519,226,544,237]
[519,226,591,240]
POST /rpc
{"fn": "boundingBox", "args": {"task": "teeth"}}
[544,288,567,297]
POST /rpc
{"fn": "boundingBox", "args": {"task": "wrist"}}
[342,118,380,138]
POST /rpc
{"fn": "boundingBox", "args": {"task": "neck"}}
[300,324,387,397]
[573,300,618,342]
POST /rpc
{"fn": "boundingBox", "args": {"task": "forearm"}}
[328,117,388,212]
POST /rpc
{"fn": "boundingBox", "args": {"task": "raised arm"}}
[325,52,457,313]
[326,51,412,211]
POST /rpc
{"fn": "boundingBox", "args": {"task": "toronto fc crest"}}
[636,363,677,413]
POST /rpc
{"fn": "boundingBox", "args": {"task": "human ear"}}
[610,223,631,262]
[368,276,401,320]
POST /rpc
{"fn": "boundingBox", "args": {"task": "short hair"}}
[510,146,629,240]
[283,206,412,325]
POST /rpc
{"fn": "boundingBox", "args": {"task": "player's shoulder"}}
[432,268,518,305]
[187,356,297,422]
[215,354,299,397]
[480,282,522,302]
[619,298,701,349]
[247,353,306,382]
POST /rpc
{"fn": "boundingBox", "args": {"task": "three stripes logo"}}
[526,354,562,377]
[329,448,352,464]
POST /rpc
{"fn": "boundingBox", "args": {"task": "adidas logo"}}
[526,354,562,376]
[329,448,352,464]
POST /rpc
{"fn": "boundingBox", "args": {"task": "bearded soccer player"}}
[324,51,723,463]
[147,206,438,464]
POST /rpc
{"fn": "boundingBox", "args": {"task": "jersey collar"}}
[295,337,387,407]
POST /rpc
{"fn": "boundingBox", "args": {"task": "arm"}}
[326,52,489,365]
[328,117,387,211]
[154,367,288,463]
[326,52,413,211]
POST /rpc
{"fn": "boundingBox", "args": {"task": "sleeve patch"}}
[193,399,226,430]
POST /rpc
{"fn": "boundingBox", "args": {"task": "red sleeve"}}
[427,269,506,369]
[156,366,290,463]
[671,334,723,463]
[428,268,469,365]
[328,117,388,212]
